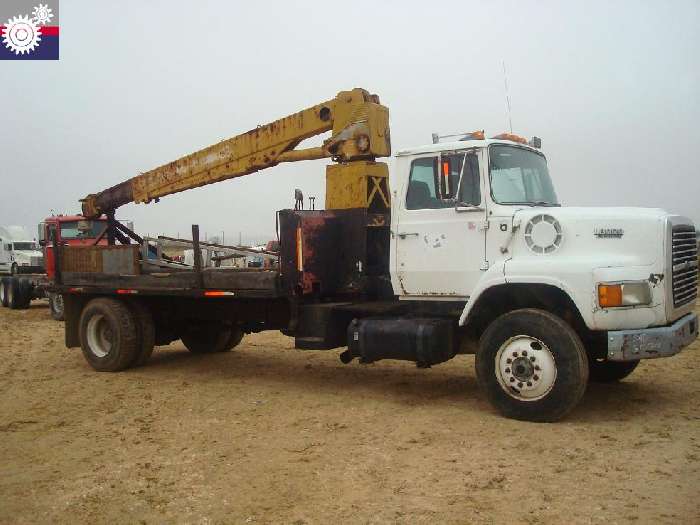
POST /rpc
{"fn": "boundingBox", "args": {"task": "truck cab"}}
[37,215,109,278]
[0,226,44,275]
[390,135,697,332]
[383,134,697,419]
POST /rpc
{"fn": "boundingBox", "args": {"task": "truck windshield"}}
[60,220,106,240]
[489,145,559,206]
[13,242,37,250]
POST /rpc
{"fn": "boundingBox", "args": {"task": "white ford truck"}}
[386,134,697,419]
[53,89,699,422]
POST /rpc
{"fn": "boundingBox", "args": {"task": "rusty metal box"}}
[61,245,140,275]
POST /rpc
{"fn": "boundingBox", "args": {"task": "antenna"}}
[502,60,513,133]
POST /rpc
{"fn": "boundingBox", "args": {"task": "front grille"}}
[671,225,698,307]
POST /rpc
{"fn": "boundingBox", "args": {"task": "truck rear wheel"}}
[79,298,139,372]
[588,358,639,383]
[127,301,156,367]
[48,293,65,321]
[15,278,32,309]
[476,308,589,422]
[7,277,29,310]
[181,323,243,353]
[0,278,8,307]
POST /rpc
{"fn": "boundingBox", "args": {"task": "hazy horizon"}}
[2,0,699,244]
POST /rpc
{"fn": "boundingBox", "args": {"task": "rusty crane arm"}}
[81,88,391,218]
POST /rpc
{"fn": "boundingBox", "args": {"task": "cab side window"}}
[47,224,57,244]
[406,157,439,210]
[406,153,481,209]
[458,154,481,206]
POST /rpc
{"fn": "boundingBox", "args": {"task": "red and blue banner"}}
[1,2,59,60]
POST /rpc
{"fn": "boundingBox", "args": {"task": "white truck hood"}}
[509,206,671,266]
[13,249,44,262]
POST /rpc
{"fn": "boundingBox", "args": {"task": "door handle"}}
[398,232,419,239]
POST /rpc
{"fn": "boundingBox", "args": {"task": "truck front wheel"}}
[588,358,639,383]
[476,309,589,422]
[48,293,65,321]
[79,298,139,372]
[181,323,243,354]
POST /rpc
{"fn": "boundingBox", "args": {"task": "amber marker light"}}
[598,284,623,308]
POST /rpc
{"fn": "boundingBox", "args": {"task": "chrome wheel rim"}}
[495,335,557,401]
[86,314,113,358]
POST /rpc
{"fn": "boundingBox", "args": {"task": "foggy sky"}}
[2,0,699,244]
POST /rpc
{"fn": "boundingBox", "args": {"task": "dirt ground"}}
[0,302,699,524]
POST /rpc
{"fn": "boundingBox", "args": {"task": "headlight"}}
[598,282,651,308]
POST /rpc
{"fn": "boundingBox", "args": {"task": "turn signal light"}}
[598,284,623,308]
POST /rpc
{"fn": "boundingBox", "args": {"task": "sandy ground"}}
[0,302,699,524]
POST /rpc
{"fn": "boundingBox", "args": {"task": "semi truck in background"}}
[0,226,43,275]
[0,215,109,319]
[48,88,698,422]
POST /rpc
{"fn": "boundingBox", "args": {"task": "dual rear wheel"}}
[79,297,244,372]
[0,277,32,310]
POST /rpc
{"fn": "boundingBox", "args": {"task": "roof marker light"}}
[491,132,528,144]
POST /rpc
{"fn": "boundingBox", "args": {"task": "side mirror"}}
[37,223,46,245]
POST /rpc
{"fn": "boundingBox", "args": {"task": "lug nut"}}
[534,365,540,371]
[510,377,515,383]
[530,356,536,362]
[527,381,532,387]
[518,382,523,388]
[533,375,539,381]
[512,351,518,357]
[505,368,510,373]
[522,350,528,357]
[506,358,512,364]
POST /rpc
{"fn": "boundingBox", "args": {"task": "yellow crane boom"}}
[81,88,391,218]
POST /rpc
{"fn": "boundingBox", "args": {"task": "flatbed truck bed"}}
[55,267,283,299]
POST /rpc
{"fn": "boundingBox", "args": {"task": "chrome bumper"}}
[607,313,698,362]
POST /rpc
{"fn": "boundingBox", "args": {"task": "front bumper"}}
[607,313,698,362]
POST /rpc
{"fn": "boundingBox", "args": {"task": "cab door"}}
[0,240,8,271]
[394,150,487,297]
